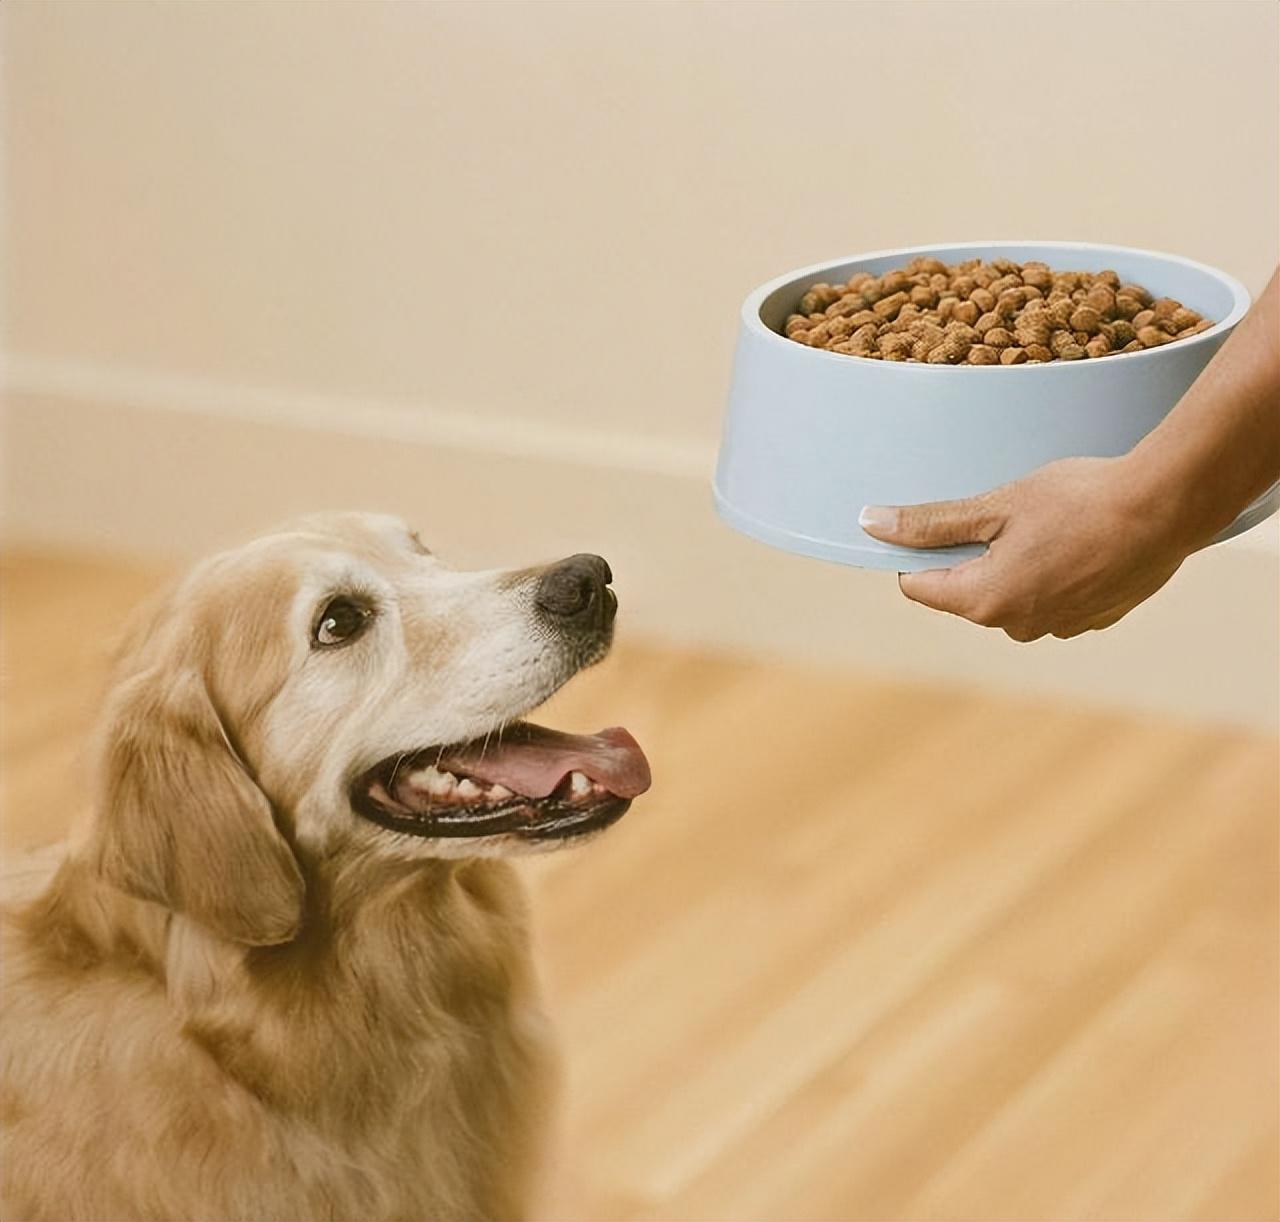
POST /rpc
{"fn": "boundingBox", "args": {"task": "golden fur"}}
[0,513,622,1222]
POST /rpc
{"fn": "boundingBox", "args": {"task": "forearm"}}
[1126,267,1280,548]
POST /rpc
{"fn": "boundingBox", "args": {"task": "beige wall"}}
[7,0,1278,436]
[3,0,1278,727]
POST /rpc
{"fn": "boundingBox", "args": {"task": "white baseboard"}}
[4,357,1277,730]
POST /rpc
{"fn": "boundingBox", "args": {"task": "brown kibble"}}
[859,279,884,306]
[909,324,946,360]
[994,295,1020,321]
[1047,299,1074,330]
[1084,284,1116,317]
[881,270,910,296]
[786,258,1213,362]
[826,316,853,340]
[826,295,863,318]
[1021,263,1052,290]
[873,291,910,321]
[1110,319,1136,346]
[906,256,949,276]
[799,283,842,315]
[927,340,968,364]
[1015,314,1051,347]
[1050,331,1085,360]
[944,322,981,345]
[969,286,997,314]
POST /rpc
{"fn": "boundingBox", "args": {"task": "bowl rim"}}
[742,240,1251,372]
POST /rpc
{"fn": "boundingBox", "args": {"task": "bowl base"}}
[713,480,1280,573]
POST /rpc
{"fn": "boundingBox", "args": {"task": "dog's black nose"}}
[535,554,615,630]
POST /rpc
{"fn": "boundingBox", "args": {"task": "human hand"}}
[857,455,1204,642]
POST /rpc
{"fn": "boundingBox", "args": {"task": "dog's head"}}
[87,512,650,945]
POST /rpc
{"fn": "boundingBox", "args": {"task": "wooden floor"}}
[2,551,1277,1222]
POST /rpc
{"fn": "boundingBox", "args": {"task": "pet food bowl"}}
[714,240,1276,571]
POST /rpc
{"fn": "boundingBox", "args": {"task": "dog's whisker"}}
[387,751,411,790]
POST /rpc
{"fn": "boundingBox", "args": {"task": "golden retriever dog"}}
[0,512,650,1222]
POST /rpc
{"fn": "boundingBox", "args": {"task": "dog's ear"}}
[90,666,304,946]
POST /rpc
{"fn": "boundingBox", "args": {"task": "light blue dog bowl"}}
[714,241,1276,571]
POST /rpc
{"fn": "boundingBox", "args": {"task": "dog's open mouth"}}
[353,722,651,841]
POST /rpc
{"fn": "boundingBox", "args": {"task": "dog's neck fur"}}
[15,844,554,1222]
[28,842,549,1120]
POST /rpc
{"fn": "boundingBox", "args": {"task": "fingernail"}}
[858,505,897,532]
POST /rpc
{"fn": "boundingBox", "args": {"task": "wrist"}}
[1115,437,1227,555]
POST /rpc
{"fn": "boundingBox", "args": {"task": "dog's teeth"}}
[489,784,514,800]
[456,779,482,799]
[422,767,456,796]
[569,771,591,796]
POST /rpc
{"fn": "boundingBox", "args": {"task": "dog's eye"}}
[314,596,374,648]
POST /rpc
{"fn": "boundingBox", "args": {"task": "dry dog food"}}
[783,257,1215,364]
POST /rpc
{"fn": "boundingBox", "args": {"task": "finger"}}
[859,491,1006,550]
[897,555,997,621]
[1048,598,1147,639]
[1074,604,1138,635]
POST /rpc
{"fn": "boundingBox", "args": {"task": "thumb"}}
[859,491,1006,549]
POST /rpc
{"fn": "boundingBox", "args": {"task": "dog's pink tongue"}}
[440,725,651,800]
